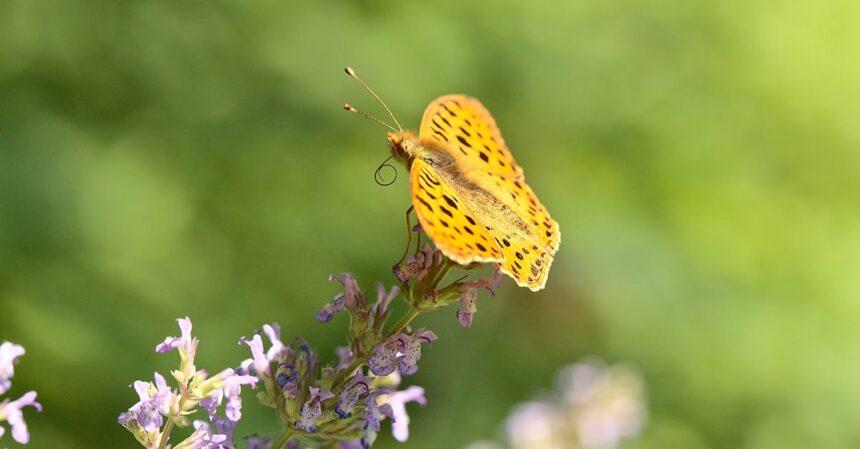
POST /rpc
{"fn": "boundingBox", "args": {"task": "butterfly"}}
[344,68,560,291]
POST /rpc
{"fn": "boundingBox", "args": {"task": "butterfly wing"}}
[417,95,560,290]
[409,158,504,265]
[419,95,523,179]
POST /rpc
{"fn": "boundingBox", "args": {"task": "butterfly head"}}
[387,131,419,164]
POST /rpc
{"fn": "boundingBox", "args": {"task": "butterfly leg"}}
[395,205,416,266]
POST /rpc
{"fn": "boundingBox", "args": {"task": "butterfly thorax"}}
[388,131,456,172]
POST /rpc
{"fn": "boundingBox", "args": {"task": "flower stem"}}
[270,427,294,449]
[389,306,420,334]
[157,417,175,449]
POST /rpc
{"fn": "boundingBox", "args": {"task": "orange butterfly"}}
[344,67,560,291]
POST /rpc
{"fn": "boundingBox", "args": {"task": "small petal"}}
[373,283,399,320]
[335,375,371,419]
[368,337,401,376]
[239,335,269,376]
[329,273,365,311]
[316,294,346,323]
[0,342,25,395]
[1,391,42,444]
[294,387,334,432]
[275,364,299,394]
[395,329,436,376]
[382,386,426,442]
[457,287,479,327]
[156,317,199,378]
[244,434,272,449]
[262,324,286,361]
[335,347,355,372]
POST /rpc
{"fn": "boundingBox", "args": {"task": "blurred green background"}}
[2,0,859,448]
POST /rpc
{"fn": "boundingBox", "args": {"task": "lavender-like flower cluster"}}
[119,230,500,448]
[0,341,42,445]
[118,318,258,449]
[466,359,647,449]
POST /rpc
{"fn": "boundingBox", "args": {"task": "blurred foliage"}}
[1,0,859,448]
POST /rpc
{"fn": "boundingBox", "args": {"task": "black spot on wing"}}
[417,196,433,211]
[456,135,471,147]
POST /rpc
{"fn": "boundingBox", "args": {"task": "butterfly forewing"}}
[419,95,523,179]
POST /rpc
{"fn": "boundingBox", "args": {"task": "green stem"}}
[157,417,175,449]
[270,427,295,449]
[389,306,420,334]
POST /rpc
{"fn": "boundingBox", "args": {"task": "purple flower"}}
[212,417,236,447]
[371,283,399,321]
[363,393,394,434]
[275,363,299,397]
[243,435,272,449]
[261,324,286,362]
[329,273,365,311]
[339,441,366,449]
[0,342,25,395]
[335,346,355,372]
[238,323,286,378]
[368,337,400,376]
[457,270,503,327]
[395,329,437,376]
[119,372,174,432]
[380,386,426,442]
[392,245,440,283]
[369,329,437,376]
[294,387,334,433]
[335,375,371,419]
[175,420,229,449]
[457,287,479,327]
[239,335,268,376]
[0,391,42,444]
[201,369,258,422]
[156,317,199,378]
[316,294,346,323]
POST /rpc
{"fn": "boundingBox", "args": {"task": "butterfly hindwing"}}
[471,168,561,254]
[409,158,504,265]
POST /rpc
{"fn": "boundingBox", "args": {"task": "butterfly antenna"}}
[374,153,398,186]
[343,102,398,132]
[344,66,404,131]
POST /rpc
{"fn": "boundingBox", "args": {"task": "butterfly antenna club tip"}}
[343,101,398,132]
[342,65,404,131]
